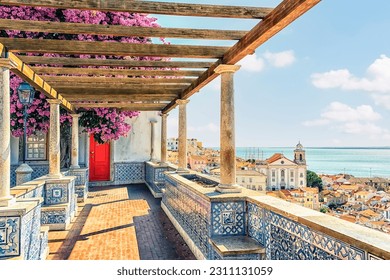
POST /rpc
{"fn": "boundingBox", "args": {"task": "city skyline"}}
[155,0,390,147]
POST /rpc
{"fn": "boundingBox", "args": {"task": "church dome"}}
[295,142,304,150]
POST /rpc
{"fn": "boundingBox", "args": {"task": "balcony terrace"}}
[1,0,390,261]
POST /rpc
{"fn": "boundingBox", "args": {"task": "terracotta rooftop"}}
[266,153,283,164]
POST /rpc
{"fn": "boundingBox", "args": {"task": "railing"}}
[162,170,390,260]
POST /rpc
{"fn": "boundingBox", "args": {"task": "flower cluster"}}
[79,108,140,144]
[0,6,163,142]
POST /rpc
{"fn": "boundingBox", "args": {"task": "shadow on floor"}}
[128,184,196,260]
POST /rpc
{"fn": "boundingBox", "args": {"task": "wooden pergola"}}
[0,0,320,113]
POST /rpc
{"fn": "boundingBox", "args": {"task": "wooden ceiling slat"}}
[0,38,229,58]
[18,56,214,68]
[64,94,178,102]
[31,67,204,77]
[44,76,195,84]
[74,103,167,110]
[0,19,246,40]
[0,1,273,19]
[55,84,187,91]
[74,102,166,108]
[58,88,182,95]
[162,0,321,113]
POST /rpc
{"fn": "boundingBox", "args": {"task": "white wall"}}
[113,111,162,162]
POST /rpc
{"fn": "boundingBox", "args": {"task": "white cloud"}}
[372,94,390,110]
[238,50,296,72]
[239,54,265,72]
[311,55,390,109]
[303,102,390,140]
[263,50,296,68]
[320,102,381,122]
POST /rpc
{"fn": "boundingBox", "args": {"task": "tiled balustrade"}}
[145,161,176,198]
[163,171,390,260]
[68,168,89,202]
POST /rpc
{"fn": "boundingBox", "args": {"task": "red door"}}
[89,136,110,181]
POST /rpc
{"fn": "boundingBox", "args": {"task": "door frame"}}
[88,135,112,182]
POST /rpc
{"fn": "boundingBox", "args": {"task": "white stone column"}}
[70,113,80,169]
[161,113,168,164]
[0,61,15,206]
[150,119,158,162]
[176,99,189,171]
[214,64,242,193]
[47,99,62,178]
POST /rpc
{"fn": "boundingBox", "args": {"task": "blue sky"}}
[153,0,390,147]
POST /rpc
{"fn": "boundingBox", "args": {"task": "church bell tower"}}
[294,141,306,165]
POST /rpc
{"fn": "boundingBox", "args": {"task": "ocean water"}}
[210,147,390,178]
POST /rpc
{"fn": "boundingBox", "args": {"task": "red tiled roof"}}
[266,153,283,164]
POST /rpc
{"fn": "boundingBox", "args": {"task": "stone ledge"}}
[11,181,45,199]
[211,236,265,257]
[145,181,163,198]
[0,198,42,216]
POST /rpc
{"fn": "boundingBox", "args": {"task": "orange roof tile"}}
[266,153,283,164]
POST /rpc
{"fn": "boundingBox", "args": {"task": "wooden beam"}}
[18,55,214,69]
[58,88,182,95]
[0,19,246,41]
[162,0,321,113]
[44,76,195,85]
[32,67,204,77]
[55,84,187,91]
[73,102,167,111]
[0,1,273,19]
[1,48,74,112]
[64,94,177,102]
[0,38,228,59]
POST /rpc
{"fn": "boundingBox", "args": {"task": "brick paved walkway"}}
[47,184,195,260]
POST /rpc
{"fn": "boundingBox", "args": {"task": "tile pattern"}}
[19,184,45,199]
[10,164,48,187]
[45,183,69,205]
[114,162,145,184]
[22,205,42,260]
[39,228,49,260]
[10,164,17,187]
[41,209,68,225]
[247,202,382,260]
[211,201,245,236]
[248,203,265,245]
[145,163,173,195]
[0,216,20,258]
[163,175,211,258]
[68,168,88,186]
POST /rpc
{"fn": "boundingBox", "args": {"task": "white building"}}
[236,169,267,192]
[255,142,307,191]
[167,137,179,151]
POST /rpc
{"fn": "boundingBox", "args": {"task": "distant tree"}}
[320,206,328,213]
[307,170,323,192]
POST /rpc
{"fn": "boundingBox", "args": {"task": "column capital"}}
[0,58,17,69]
[214,64,241,74]
[150,119,158,124]
[47,99,62,105]
[175,99,190,106]
[70,113,81,118]
[161,113,169,118]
